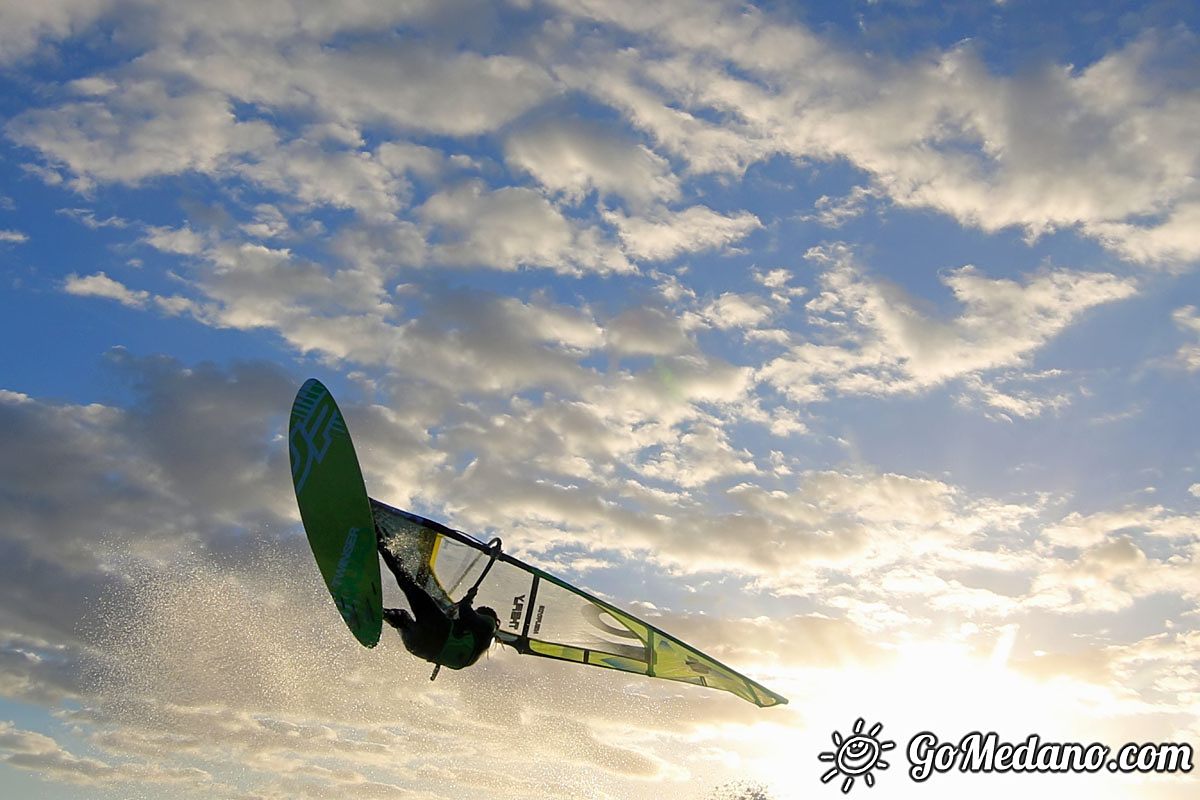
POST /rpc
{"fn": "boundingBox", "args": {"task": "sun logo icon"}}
[818,718,896,793]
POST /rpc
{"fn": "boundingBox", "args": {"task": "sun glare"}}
[746,634,1141,800]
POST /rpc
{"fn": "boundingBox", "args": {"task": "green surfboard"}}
[289,378,382,648]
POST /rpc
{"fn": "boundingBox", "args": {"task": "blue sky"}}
[2,1,1199,798]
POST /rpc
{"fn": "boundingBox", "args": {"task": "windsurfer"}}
[377,533,499,673]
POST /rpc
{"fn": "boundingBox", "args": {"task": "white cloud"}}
[63,271,200,317]
[235,139,422,222]
[193,241,391,333]
[1044,506,1200,549]
[1,344,1196,796]
[0,229,29,243]
[420,181,633,274]
[700,291,774,330]
[0,0,111,64]
[56,207,127,229]
[239,204,290,240]
[958,373,1073,422]
[562,52,772,176]
[1032,536,1151,613]
[638,420,758,489]
[605,205,762,261]
[9,0,1199,272]
[150,38,557,138]
[8,80,277,189]
[143,225,206,255]
[760,246,1138,403]
[504,118,679,207]
[0,721,215,789]
[1171,305,1200,370]
[803,186,883,228]
[555,9,1200,266]
[131,0,436,45]
[63,272,150,308]
[1087,202,1200,268]
[604,305,691,356]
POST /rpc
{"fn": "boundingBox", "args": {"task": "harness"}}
[436,614,497,669]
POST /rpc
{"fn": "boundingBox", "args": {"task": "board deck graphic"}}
[289,378,382,648]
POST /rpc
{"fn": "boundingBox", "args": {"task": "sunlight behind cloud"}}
[755,633,1156,800]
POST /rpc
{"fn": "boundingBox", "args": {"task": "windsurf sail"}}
[372,498,788,708]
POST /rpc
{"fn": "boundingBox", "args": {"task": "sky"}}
[1,0,1199,798]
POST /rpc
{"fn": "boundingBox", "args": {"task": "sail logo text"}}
[508,594,525,629]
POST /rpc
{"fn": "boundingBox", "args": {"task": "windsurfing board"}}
[289,378,382,648]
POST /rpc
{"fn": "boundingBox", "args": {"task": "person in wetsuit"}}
[377,535,499,672]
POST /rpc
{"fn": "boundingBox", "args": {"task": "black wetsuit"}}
[378,540,497,670]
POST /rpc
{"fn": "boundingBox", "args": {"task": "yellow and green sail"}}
[372,499,788,708]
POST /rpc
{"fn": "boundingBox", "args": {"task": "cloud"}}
[803,186,884,228]
[47,227,1156,615]
[420,181,634,274]
[554,6,1200,266]
[152,36,558,138]
[505,118,680,208]
[759,246,1138,404]
[1087,202,1200,268]
[63,271,150,308]
[55,207,128,229]
[1029,507,1200,615]
[10,0,1200,272]
[1171,305,1200,370]
[8,79,277,190]
[143,224,207,255]
[958,372,1074,422]
[604,306,692,357]
[699,292,774,330]
[0,0,111,64]
[1031,536,1151,613]
[0,357,296,565]
[638,420,759,489]
[1044,506,1200,549]
[0,721,217,789]
[0,229,29,243]
[63,271,199,316]
[234,139,425,222]
[605,205,762,262]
